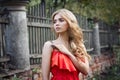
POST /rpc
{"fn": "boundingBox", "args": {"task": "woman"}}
[42,9,91,80]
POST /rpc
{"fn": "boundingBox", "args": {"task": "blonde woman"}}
[42,9,91,80]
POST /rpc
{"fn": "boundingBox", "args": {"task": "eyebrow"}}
[54,17,64,21]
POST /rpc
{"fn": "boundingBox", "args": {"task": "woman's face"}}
[53,13,69,34]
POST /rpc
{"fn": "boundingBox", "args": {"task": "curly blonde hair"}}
[52,9,90,59]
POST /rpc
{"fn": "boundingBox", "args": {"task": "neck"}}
[57,32,72,52]
[57,32,69,42]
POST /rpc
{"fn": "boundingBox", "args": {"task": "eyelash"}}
[53,19,65,24]
[60,19,64,22]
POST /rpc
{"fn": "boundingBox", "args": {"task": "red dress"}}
[50,49,85,80]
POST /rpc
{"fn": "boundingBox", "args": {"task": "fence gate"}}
[0,7,10,78]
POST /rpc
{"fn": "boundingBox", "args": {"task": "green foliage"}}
[113,45,120,65]
[27,0,120,25]
[28,0,41,6]
[12,75,21,80]
[89,64,120,80]
[32,67,40,73]
[89,45,120,80]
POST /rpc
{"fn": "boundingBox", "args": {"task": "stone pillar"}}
[4,1,30,70]
[93,23,101,55]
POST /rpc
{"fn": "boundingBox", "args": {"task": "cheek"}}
[63,23,69,30]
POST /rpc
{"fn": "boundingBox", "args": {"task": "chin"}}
[56,30,67,33]
[56,31,64,34]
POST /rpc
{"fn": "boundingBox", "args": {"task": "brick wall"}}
[3,52,115,80]
[80,53,116,80]
[30,53,115,80]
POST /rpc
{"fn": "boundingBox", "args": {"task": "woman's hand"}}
[52,44,71,55]
[52,44,90,75]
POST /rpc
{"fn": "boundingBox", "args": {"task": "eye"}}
[59,18,65,22]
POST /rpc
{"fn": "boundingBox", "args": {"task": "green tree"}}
[29,0,120,25]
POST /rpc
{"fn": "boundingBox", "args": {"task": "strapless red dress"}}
[50,49,85,80]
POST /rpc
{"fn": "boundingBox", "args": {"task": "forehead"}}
[54,13,63,19]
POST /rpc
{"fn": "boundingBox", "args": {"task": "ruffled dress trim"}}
[51,49,85,72]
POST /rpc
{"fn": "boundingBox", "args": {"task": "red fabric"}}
[50,49,85,80]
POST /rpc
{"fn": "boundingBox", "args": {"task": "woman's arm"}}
[68,53,89,75]
[52,44,90,75]
[42,41,53,80]
[68,44,90,75]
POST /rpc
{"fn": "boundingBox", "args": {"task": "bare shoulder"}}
[44,41,52,46]
[42,41,53,52]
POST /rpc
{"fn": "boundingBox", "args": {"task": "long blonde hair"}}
[52,9,90,59]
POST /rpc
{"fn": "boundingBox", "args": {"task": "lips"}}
[55,27,61,31]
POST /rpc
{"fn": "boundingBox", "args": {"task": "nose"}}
[55,21,59,26]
